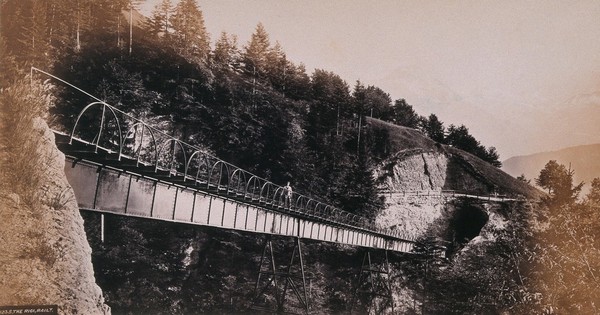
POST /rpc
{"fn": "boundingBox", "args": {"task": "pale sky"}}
[140,0,600,159]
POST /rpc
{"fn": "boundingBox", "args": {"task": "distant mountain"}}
[502,143,600,190]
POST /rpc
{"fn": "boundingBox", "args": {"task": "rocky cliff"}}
[367,118,540,241]
[376,152,448,191]
[0,82,109,314]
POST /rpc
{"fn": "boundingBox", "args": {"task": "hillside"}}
[367,116,541,244]
[366,118,542,199]
[503,143,600,191]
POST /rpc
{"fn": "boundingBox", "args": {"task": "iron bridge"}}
[35,67,417,314]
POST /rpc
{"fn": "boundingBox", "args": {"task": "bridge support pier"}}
[100,214,105,243]
[350,249,394,314]
[250,235,310,314]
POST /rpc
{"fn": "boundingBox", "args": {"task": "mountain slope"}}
[503,143,600,189]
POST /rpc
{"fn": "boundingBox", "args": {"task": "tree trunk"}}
[129,7,133,55]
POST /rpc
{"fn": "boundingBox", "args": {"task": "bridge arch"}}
[272,186,285,207]
[185,150,211,185]
[330,208,342,222]
[208,160,231,191]
[259,182,277,205]
[229,168,248,195]
[120,122,158,165]
[323,205,333,220]
[351,214,361,226]
[305,200,319,216]
[340,212,352,225]
[245,175,264,201]
[295,195,309,213]
[71,102,123,154]
[313,202,326,217]
[155,138,187,174]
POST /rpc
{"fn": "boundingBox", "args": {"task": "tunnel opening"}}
[448,203,489,252]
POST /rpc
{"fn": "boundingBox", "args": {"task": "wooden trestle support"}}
[250,236,310,314]
[350,250,395,314]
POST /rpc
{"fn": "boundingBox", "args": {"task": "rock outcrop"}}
[368,118,541,240]
[0,88,109,314]
[375,153,524,242]
[375,152,448,191]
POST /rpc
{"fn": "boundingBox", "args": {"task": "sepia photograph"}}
[1,0,599,314]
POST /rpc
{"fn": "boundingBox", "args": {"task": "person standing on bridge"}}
[284,182,293,208]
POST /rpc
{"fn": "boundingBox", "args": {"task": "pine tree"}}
[266,41,288,93]
[446,124,479,153]
[242,22,271,79]
[18,0,52,67]
[308,69,351,148]
[73,0,89,51]
[352,80,367,114]
[311,69,351,106]
[485,146,502,168]
[212,32,239,70]
[72,0,127,51]
[1,1,29,64]
[284,62,311,100]
[390,99,420,128]
[536,160,583,206]
[363,85,392,118]
[171,0,210,61]
[149,0,173,40]
[421,114,445,143]
[88,0,126,34]
[46,0,72,54]
[586,178,600,204]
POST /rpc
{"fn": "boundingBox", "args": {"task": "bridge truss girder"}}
[251,236,310,314]
[351,250,395,315]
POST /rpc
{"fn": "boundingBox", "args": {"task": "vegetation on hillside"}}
[406,201,535,314]
[1,0,501,188]
[5,1,581,314]
[520,161,600,313]
[401,161,600,314]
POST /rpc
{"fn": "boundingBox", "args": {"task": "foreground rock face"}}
[0,117,109,314]
[373,150,449,240]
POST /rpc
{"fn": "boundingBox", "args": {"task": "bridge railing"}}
[378,189,520,201]
[44,73,412,241]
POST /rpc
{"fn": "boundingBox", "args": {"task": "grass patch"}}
[0,78,54,206]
